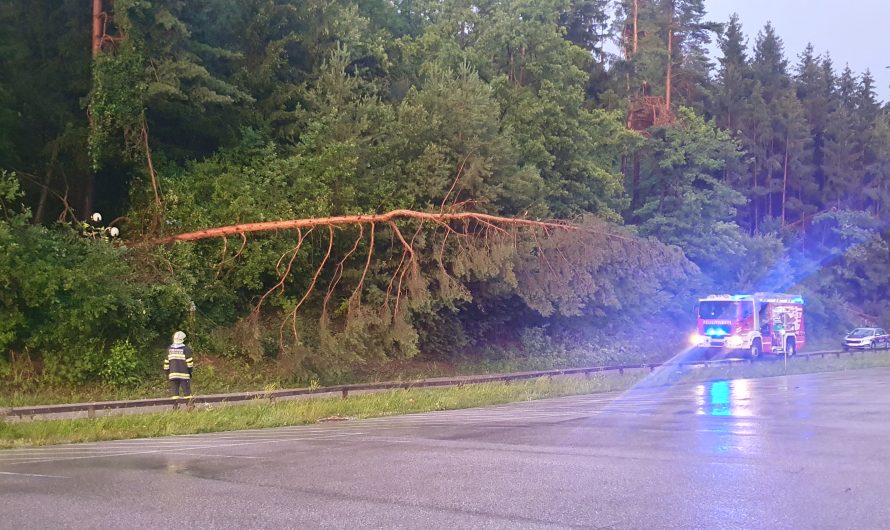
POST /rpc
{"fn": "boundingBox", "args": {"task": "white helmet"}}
[173,331,186,343]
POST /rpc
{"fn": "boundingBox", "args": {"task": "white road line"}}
[0,408,626,460]
[165,452,263,459]
[355,412,593,424]
[1,432,366,466]
[99,439,284,447]
[0,471,68,479]
[0,450,151,457]
[0,431,370,462]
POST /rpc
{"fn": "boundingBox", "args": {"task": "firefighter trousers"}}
[169,378,192,400]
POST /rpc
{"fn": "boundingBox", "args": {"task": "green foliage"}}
[512,218,696,318]
[634,108,749,284]
[0,0,93,220]
[0,173,188,384]
[88,42,147,169]
[804,210,890,322]
[99,340,142,387]
[0,170,30,226]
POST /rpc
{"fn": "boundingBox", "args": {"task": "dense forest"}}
[1,0,888,387]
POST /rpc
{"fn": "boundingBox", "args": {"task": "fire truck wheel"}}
[749,341,762,359]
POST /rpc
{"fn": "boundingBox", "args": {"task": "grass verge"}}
[2,350,889,449]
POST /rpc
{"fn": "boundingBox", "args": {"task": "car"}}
[843,328,890,351]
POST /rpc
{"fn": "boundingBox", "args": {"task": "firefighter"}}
[163,331,194,408]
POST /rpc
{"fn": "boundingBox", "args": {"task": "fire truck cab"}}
[691,293,806,358]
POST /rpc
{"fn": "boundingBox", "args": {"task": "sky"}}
[704,0,890,101]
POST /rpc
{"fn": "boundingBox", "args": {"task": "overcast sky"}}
[705,0,890,101]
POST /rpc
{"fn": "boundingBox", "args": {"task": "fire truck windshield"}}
[699,301,737,319]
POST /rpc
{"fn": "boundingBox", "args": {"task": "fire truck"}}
[690,293,806,358]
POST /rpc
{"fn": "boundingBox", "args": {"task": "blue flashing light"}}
[705,327,728,337]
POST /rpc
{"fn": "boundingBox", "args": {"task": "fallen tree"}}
[147,209,591,347]
[143,206,691,360]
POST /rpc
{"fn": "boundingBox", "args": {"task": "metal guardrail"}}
[3,347,884,420]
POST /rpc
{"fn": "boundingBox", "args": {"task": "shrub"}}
[100,340,141,387]
[0,172,189,384]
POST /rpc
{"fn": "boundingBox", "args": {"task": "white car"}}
[843,328,890,351]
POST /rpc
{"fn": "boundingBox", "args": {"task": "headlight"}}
[689,333,708,346]
[726,336,744,348]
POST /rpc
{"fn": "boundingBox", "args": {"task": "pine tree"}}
[794,45,831,209]
[856,70,881,124]
[613,0,668,98]
[751,23,788,104]
[823,101,862,207]
[747,22,789,225]
[775,88,812,225]
[864,114,890,217]
[835,65,858,108]
[738,81,772,231]
[714,14,749,131]
[662,0,716,108]
[856,70,885,215]
[560,0,611,60]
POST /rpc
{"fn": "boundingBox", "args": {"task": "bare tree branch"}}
[149,209,590,245]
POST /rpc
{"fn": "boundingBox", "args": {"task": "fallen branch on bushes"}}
[146,209,637,349]
[151,209,580,244]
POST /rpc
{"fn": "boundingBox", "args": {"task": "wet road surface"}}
[3,368,890,529]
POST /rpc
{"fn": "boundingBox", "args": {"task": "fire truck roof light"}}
[699,293,805,304]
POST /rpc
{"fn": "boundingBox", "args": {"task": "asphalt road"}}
[3,368,890,529]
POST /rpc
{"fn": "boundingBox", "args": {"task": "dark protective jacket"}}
[163,343,194,380]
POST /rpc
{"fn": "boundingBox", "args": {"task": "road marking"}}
[0,471,68,479]
[0,431,366,461]
[166,452,263,459]
[0,432,366,466]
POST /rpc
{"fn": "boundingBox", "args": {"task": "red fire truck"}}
[690,293,806,358]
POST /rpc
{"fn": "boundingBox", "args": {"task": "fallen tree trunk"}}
[151,209,580,245]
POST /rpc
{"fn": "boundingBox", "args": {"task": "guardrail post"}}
[87,404,96,419]
[618,367,625,375]
[342,389,349,399]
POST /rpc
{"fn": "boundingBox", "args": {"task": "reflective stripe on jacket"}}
[163,343,194,380]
